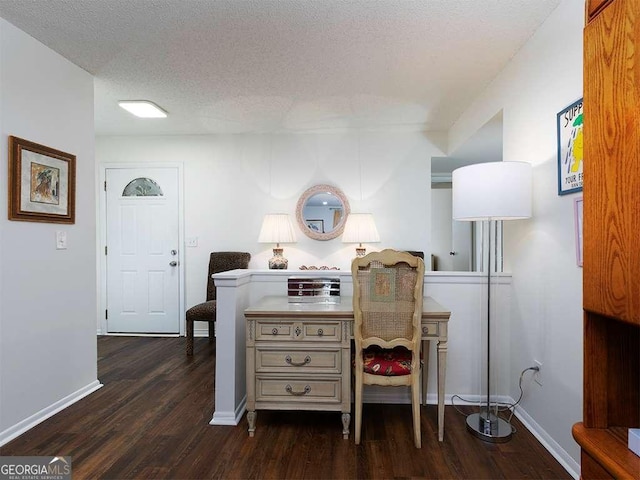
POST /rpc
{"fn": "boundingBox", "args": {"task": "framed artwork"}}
[557,98,584,195]
[8,136,76,224]
[574,197,583,267]
[306,219,324,233]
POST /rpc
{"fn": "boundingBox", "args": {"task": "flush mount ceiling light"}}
[118,100,167,118]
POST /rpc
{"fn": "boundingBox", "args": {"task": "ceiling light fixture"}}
[118,100,168,118]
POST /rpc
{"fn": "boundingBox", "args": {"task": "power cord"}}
[451,366,540,429]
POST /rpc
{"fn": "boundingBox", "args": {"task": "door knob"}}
[169,261,178,267]
[449,251,457,256]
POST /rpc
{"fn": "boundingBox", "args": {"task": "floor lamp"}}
[452,161,532,443]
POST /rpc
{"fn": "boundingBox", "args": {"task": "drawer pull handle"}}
[295,326,301,337]
[317,328,323,337]
[285,355,311,366]
[272,328,278,335]
[285,384,311,396]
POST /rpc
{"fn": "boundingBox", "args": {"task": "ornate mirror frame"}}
[295,184,350,241]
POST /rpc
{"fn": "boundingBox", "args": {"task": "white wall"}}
[96,131,443,313]
[0,19,99,443]
[449,0,584,472]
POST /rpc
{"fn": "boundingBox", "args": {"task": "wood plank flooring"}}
[0,336,572,479]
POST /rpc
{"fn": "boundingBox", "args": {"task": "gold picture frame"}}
[8,136,76,224]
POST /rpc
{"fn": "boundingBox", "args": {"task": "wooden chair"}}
[185,251,251,355]
[351,249,425,448]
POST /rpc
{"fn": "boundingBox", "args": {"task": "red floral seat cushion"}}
[361,346,413,376]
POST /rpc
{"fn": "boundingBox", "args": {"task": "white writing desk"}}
[244,295,450,441]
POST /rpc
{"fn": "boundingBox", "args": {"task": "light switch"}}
[186,237,198,247]
[56,231,67,250]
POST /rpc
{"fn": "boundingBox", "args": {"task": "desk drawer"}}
[255,320,341,342]
[255,376,342,404]
[255,321,296,340]
[422,322,439,337]
[256,347,341,374]
[302,321,341,341]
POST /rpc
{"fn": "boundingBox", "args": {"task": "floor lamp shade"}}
[452,161,532,221]
[258,214,297,269]
[451,161,532,443]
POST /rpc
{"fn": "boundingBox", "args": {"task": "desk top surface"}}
[245,295,450,320]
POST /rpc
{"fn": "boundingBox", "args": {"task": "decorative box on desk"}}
[287,277,340,304]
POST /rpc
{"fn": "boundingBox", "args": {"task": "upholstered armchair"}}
[185,251,251,355]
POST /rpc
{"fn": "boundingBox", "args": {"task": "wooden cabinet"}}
[574,1,640,478]
[245,299,353,439]
[583,0,640,323]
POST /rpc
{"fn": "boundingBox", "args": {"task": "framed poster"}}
[8,136,76,224]
[557,98,584,195]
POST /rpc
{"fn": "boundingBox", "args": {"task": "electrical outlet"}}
[534,360,543,386]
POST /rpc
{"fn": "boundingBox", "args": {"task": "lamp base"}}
[355,247,366,257]
[466,410,512,443]
[268,248,288,269]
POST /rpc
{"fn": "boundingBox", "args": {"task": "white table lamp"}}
[341,213,380,257]
[258,213,297,269]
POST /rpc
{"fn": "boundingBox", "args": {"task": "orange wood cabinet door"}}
[586,0,615,23]
[583,0,640,325]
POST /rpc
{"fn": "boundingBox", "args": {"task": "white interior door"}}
[106,167,180,334]
[451,220,472,271]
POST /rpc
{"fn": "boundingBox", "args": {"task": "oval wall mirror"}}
[295,184,350,240]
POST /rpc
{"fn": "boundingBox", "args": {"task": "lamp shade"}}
[258,214,297,244]
[452,161,532,221]
[341,213,380,244]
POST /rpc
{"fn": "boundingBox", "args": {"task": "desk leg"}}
[422,339,430,405]
[247,411,257,437]
[341,413,351,439]
[437,339,447,442]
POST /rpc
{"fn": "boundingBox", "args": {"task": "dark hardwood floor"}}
[0,337,572,479]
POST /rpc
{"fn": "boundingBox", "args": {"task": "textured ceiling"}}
[0,0,561,137]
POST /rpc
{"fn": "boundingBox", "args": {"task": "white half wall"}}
[449,0,584,471]
[0,19,99,443]
[210,269,513,426]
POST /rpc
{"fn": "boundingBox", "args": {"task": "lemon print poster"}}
[557,98,584,195]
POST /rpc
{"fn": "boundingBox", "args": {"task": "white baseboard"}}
[0,380,103,447]
[194,327,210,337]
[210,395,247,426]
[95,328,207,337]
[101,333,180,337]
[362,388,511,406]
